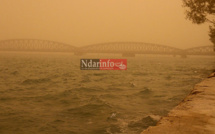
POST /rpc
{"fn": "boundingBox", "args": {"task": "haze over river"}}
[0,52,214,134]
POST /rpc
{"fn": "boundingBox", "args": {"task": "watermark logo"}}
[80,59,127,70]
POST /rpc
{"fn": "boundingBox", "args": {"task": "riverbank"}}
[141,72,215,134]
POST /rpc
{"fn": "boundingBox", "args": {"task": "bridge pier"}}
[122,53,135,57]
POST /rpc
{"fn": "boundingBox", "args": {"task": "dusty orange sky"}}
[0,0,212,49]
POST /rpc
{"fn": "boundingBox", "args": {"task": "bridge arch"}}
[80,42,182,55]
[185,46,215,55]
[0,39,77,52]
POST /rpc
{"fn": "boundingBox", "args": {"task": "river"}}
[0,51,214,134]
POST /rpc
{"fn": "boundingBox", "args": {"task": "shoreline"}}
[141,72,215,134]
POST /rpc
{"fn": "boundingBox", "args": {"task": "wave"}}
[22,78,51,85]
[93,73,108,76]
[137,87,153,95]
[10,71,19,75]
[65,103,112,117]
[128,116,157,131]
[132,72,149,76]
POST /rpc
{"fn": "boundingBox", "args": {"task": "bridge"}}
[0,39,214,57]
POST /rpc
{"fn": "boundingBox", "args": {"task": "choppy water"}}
[0,52,214,134]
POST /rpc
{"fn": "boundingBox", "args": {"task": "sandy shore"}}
[141,73,215,134]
